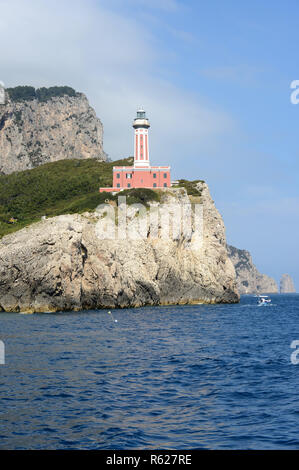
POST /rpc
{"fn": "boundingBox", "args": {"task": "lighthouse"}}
[100,108,171,193]
[133,108,150,168]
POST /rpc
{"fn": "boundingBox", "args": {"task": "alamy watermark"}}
[0,81,5,105]
[93,196,204,245]
[290,80,299,104]
[0,340,5,365]
[290,340,299,364]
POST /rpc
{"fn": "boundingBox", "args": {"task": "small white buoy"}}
[107,310,118,323]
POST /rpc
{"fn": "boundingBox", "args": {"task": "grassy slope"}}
[0,157,132,238]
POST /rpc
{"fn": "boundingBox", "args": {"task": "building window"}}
[153,173,156,178]
[116,173,120,179]
[127,183,131,188]
[163,183,167,187]
[153,183,157,188]
[163,173,167,178]
[117,183,120,188]
[126,173,132,179]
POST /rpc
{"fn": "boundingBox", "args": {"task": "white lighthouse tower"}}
[133,108,150,168]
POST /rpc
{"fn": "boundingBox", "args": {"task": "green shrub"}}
[119,188,161,206]
[6,86,36,102]
[175,179,204,196]
[36,86,78,102]
[7,85,78,103]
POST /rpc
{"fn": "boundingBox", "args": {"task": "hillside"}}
[0,157,133,238]
[0,86,107,174]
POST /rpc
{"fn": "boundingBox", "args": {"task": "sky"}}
[0,0,298,289]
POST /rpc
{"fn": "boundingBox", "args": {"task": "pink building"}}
[100,108,171,193]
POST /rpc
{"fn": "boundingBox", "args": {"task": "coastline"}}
[0,185,239,314]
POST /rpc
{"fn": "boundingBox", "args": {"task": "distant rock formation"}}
[0,86,107,174]
[280,274,296,293]
[227,245,278,295]
[0,184,239,313]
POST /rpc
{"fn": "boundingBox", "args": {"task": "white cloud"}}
[0,0,235,164]
[0,0,155,76]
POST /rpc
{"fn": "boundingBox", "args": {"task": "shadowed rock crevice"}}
[0,112,10,131]
[81,243,88,268]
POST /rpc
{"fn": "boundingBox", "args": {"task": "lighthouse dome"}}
[133,107,150,128]
[137,107,146,118]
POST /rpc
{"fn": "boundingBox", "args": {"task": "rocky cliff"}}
[0,184,239,313]
[0,86,106,174]
[280,274,296,293]
[227,245,278,294]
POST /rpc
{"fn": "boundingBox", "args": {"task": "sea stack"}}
[280,274,296,293]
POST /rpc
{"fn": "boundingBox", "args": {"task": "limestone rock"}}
[227,245,278,294]
[280,274,296,293]
[0,185,239,313]
[0,91,106,174]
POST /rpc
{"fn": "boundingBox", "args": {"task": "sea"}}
[0,294,298,450]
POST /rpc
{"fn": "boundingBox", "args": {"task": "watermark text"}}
[290,80,299,104]
[0,340,5,365]
[0,81,5,105]
[94,196,203,247]
[290,340,299,364]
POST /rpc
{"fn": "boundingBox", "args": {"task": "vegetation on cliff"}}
[172,179,204,197]
[0,158,161,238]
[6,86,79,103]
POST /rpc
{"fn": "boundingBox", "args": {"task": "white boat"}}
[257,295,272,306]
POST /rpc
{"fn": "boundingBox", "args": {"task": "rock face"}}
[0,184,239,313]
[227,245,278,294]
[0,90,106,174]
[280,274,296,293]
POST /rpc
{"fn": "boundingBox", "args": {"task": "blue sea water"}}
[0,294,299,450]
